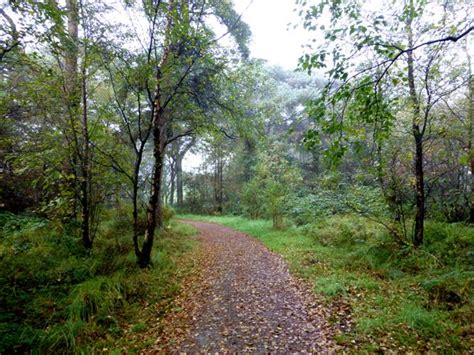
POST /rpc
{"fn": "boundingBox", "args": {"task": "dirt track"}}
[147,220,336,353]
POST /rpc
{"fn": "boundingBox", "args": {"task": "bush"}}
[423,222,474,267]
[162,205,175,226]
[289,185,388,226]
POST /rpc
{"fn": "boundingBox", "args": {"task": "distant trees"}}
[243,144,302,229]
[176,64,321,224]
[166,136,196,207]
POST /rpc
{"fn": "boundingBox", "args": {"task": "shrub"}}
[162,205,175,227]
[289,185,388,227]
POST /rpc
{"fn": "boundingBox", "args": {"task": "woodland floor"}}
[143,220,338,353]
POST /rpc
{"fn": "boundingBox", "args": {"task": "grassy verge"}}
[178,214,473,352]
[0,210,198,353]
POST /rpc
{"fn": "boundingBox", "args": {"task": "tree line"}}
[1,0,473,262]
[1,0,254,267]
[168,0,473,249]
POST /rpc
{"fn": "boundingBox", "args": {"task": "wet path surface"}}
[147,220,336,353]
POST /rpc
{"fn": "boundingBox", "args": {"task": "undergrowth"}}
[0,210,197,353]
[179,214,473,352]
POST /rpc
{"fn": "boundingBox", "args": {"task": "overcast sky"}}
[233,0,309,70]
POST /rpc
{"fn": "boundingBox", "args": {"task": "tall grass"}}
[0,210,197,353]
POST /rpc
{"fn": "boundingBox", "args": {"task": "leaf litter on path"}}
[144,220,340,353]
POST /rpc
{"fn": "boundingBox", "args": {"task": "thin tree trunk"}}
[214,158,219,211]
[243,138,255,181]
[176,137,195,208]
[213,143,224,213]
[132,185,139,253]
[139,14,173,266]
[80,49,91,249]
[407,7,424,247]
[218,154,223,212]
[64,0,93,248]
[176,155,184,207]
[63,0,80,223]
[140,111,166,267]
[132,159,141,258]
[273,213,283,230]
[76,0,93,249]
[169,162,176,205]
[413,134,424,246]
[466,48,474,223]
[65,0,78,100]
[470,150,474,223]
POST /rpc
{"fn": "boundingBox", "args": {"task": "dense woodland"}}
[1,0,473,352]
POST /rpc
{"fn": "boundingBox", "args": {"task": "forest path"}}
[146,220,337,353]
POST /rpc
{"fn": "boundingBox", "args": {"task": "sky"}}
[233,0,308,70]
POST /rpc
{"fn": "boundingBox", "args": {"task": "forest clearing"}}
[1,0,473,353]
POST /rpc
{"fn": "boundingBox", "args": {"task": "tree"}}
[297,0,473,246]
[136,0,251,267]
[63,0,94,249]
[244,144,302,229]
[0,8,20,62]
[167,135,196,208]
[466,46,474,222]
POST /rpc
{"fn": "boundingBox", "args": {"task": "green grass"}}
[0,210,198,353]
[178,213,473,352]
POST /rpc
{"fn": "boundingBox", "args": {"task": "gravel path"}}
[148,220,337,353]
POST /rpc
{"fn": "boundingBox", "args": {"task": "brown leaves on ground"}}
[142,220,339,353]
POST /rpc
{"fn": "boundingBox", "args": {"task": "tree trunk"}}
[175,137,195,208]
[407,9,424,247]
[413,133,424,247]
[214,144,224,213]
[132,184,139,254]
[243,138,255,182]
[63,0,80,223]
[65,0,79,100]
[132,164,141,258]
[470,152,474,223]
[169,163,176,206]
[273,213,283,230]
[80,50,92,249]
[139,109,167,267]
[218,155,223,212]
[139,0,197,267]
[176,155,184,208]
[64,0,93,249]
[466,48,474,223]
[138,13,173,266]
